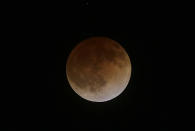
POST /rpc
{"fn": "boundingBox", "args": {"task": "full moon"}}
[66,37,132,102]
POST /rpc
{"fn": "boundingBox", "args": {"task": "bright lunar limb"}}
[66,37,132,102]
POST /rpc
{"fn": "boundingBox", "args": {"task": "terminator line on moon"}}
[66,37,132,102]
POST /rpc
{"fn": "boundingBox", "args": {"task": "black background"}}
[3,1,170,130]
[47,1,155,130]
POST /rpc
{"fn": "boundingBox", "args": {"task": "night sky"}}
[47,1,156,130]
[47,1,155,130]
[3,1,170,130]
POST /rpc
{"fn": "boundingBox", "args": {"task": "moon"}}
[66,37,132,102]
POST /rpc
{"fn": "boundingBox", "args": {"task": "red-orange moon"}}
[66,37,132,102]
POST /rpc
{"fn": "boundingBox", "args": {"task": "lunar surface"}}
[66,37,131,102]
